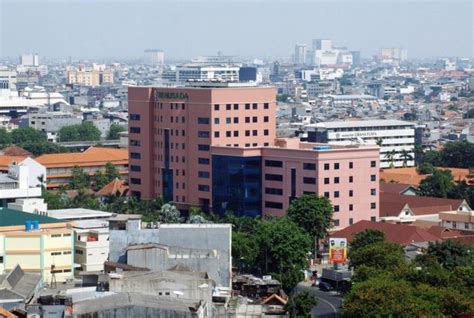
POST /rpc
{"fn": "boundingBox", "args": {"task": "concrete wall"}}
[108,223,232,287]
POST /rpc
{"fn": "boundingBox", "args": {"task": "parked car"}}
[319,282,333,291]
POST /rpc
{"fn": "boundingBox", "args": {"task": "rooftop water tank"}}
[25,220,32,232]
[32,220,39,231]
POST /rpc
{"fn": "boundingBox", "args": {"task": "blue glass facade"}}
[212,155,262,217]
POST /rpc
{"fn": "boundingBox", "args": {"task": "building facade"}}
[305,120,415,168]
[128,84,380,229]
[0,208,74,283]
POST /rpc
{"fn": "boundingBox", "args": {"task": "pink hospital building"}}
[128,83,379,229]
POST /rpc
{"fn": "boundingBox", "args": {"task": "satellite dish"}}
[173,291,184,296]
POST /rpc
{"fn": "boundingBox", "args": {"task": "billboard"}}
[329,238,347,264]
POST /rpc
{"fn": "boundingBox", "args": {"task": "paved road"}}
[296,282,343,318]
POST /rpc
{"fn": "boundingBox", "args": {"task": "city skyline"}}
[0,0,472,60]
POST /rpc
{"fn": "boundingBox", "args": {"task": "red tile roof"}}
[380,182,416,194]
[380,192,464,217]
[330,220,441,245]
[96,178,128,197]
[0,145,32,157]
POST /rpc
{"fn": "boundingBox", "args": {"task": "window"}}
[214,118,220,124]
[265,174,283,181]
[334,191,339,198]
[198,158,210,165]
[265,160,283,167]
[334,205,340,212]
[324,192,330,198]
[252,130,258,136]
[304,191,316,195]
[130,114,140,121]
[252,116,258,123]
[198,117,210,124]
[371,216,376,222]
[265,188,283,195]
[226,104,231,110]
[303,163,316,170]
[264,129,269,136]
[233,117,239,124]
[51,234,61,238]
[198,144,210,151]
[131,178,141,185]
[245,103,250,110]
[214,104,219,111]
[264,103,269,109]
[226,117,231,124]
[324,178,330,184]
[303,177,316,184]
[198,171,210,178]
[349,218,353,225]
[130,140,141,147]
[334,163,340,170]
[371,161,377,168]
[371,202,377,209]
[51,252,61,256]
[245,130,250,136]
[371,188,376,196]
[130,127,140,133]
[198,131,210,138]
[333,219,340,226]
[130,165,141,172]
[324,163,330,170]
[349,204,353,211]
[233,131,239,137]
[226,131,231,137]
[349,190,354,197]
[265,201,283,209]
[264,116,269,122]
[245,117,250,123]
[334,177,340,184]
[63,251,72,255]
[214,131,220,138]
[349,176,353,183]
[198,184,210,192]
[233,104,239,110]
[349,162,354,169]
[371,174,377,181]
[252,103,258,109]
[131,152,141,159]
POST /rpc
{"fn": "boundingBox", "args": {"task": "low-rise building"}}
[36,147,128,189]
[0,208,74,283]
[440,209,474,232]
[27,111,82,142]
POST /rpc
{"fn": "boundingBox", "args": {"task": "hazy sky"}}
[0,0,472,60]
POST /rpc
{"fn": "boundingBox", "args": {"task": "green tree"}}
[20,140,67,156]
[417,169,455,198]
[255,217,312,291]
[107,124,126,140]
[285,292,318,318]
[400,149,413,167]
[413,144,425,165]
[58,122,101,142]
[440,141,474,168]
[69,165,89,189]
[11,127,44,144]
[42,190,71,209]
[418,240,473,270]
[384,149,396,168]
[159,203,181,223]
[71,189,102,209]
[0,128,12,147]
[91,170,109,191]
[105,162,120,181]
[422,150,443,166]
[287,194,333,255]
[349,241,404,270]
[232,231,259,273]
[349,229,385,252]
[417,162,435,175]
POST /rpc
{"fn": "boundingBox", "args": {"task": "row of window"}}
[264,160,377,170]
[51,251,72,256]
[213,130,269,138]
[264,201,377,211]
[51,233,71,238]
[333,217,377,227]
[265,188,377,197]
[214,103,270,111]
[156,102,185,110]
[264,174,377,183]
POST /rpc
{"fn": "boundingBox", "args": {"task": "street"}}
[296,282,343,318]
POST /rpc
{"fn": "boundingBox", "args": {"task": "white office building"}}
[20,53,39,67]
[144,49,165,67]
[294,44,307,64]
[305,120,416,168]
[174,65,240,82]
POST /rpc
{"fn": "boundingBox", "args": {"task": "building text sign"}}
[155,91,189,101]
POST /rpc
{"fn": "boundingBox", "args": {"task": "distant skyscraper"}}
[294,44,307,64]
[351,51,361,66]
[20,53,39,66]
[312,39,332,51]
[144,49,165,67]
[380,48,408,62]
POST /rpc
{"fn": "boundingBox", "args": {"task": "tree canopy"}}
[107,124,127,140]
[285,292,318,318]
[58,122,101,142]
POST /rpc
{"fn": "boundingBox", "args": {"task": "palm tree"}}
[375,137,384,148]
[400,149,414,168]
[413,145,424,166]
[384,150,396,168]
